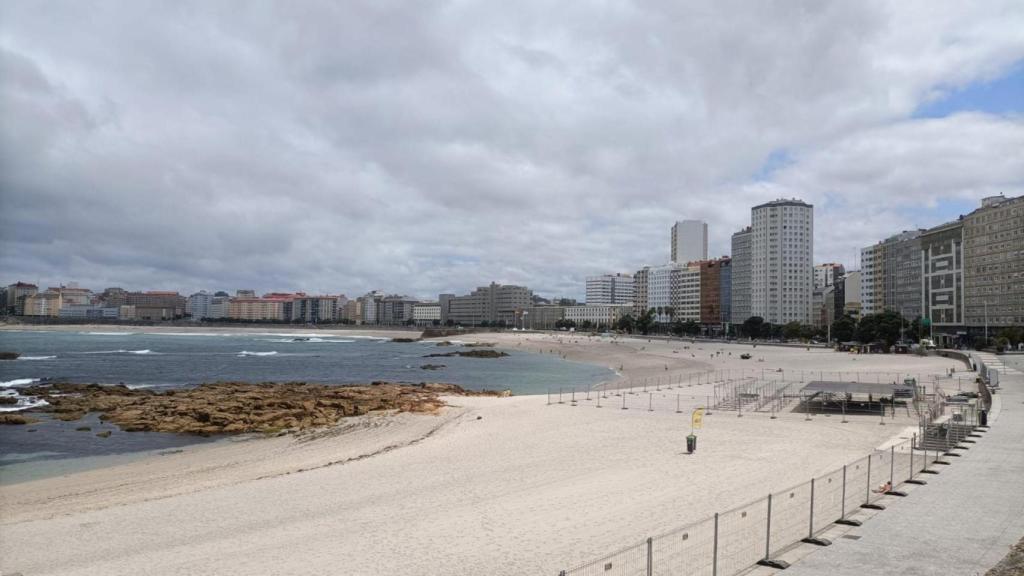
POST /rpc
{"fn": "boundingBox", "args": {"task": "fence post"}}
[648,392,653,412]
[571,387,576,405]
[547,389,551,406]
[558,387,564,404]
[861,455,885,510]
[596,391,601,408]
[706,395,712,415]
[908,435,927,485]
[837,464,862,526]
[712,513,719,576]
[757,493,790,568]
[676,394,681,414]
[887,445,907,496]
[801,478,832,545]
[621,393,627,410]
[646,537,652,576]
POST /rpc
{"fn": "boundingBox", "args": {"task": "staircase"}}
[916,422,976,452]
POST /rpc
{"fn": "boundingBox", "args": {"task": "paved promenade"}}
[773,353,1024,576]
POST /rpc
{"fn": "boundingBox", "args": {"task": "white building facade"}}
[564,304,633,328]
[750,199,814,324]
[585,273,634,305]
[186,291,215,320]
[671,220,708,264]
[413,303,441,324]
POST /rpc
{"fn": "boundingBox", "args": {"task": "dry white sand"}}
[0,332,966,576]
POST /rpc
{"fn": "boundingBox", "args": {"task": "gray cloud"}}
[1,1,1023,299]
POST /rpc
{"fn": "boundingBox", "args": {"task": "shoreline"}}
[0,332,964,575]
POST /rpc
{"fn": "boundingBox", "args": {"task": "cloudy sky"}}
[2,1,1023,300]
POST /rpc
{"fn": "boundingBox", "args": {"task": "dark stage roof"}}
[800,381,915,397]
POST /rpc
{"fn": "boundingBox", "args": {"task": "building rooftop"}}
[752,198,813,210]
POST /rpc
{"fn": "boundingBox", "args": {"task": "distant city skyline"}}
[1,3,1023,300]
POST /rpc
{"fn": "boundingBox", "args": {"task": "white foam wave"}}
[149,332,236,337]
[80,349,157,355]
[1,378,39,388]
[82,331,135,336]
[238,351,278,357]
[0,398,49,412]
[260,337,355,343]
[18,355,57,360]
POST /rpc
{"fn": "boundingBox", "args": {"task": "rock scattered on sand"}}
[0,414,38,425]
[423,350,509,359]
[96,430,112,438]
[20,381,509,436]
[420,364,446,370]
[75,426,92,432]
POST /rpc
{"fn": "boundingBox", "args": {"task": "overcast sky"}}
[2,1,1023,300]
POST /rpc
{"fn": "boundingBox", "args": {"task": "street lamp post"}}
[984,301,989,344]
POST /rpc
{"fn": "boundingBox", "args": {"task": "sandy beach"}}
[0,331,966,575]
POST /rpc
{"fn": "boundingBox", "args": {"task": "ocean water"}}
[0,330,613,481]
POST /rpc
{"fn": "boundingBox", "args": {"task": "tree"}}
[682,319,700,336]
[671,320,685,337]
[831,315,856,343]
[782,321,803,341]
[741,316,764,339]
[856,311,904,348]
[636,308,656,335]
[555,319,577,330]
[663,306,675,321]
[581,320,594,331]
[616,314,635,333]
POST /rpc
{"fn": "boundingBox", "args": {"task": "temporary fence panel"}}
[892,442,914,486]
[650,516,717,576]
[565,540,648,576]
[715,498,769,576]
[866,450,892,506]
[767,482,813,558]
[812,467,845,536]
[843,457,869,520]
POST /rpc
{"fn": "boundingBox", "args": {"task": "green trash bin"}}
[686,434,697,454]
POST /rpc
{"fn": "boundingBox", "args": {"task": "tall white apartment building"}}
[640,263,684,323]
[750,199,814,324]
[186,291,215,320]
[859,244,883,315]
[671,220,708,264]
[585,273,634,305]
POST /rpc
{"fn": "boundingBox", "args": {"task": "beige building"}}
[22,291,62,317]
[228,298,285,321]
[963,194,1024,328]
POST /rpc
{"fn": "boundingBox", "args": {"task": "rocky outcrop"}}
[0,351,20,360]
[391,337,420,343]
[0,413,38,425]
[19,381,508,436]
[423,350,509,359]
[420,364,446,370]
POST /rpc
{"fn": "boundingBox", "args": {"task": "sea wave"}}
[18,355,57,361]
[80,349,158,355]
[82,331,135,336]
[0,398,50,412]
[238,351,278,357]
[150,332,235,337]
[260,337,355,344]
[1,378,40,388]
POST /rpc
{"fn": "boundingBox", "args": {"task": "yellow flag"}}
[692,408,705,430]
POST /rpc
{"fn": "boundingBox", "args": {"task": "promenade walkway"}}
[769,353,1024,576]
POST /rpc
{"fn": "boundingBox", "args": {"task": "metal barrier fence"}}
[592,370,948,397]
[558,438,937,576]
